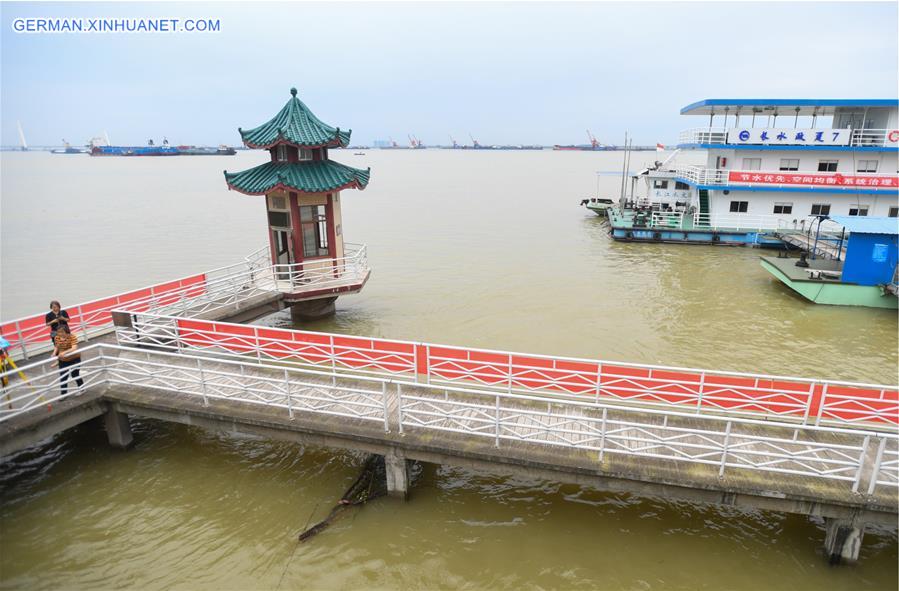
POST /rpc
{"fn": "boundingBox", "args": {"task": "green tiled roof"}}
[224,159,370,196]
[238,88,351,149]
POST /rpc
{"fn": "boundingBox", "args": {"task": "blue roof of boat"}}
[680,99,897,116]
[830,216,899,235]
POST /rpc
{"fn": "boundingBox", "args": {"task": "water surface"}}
[1,150,896,589]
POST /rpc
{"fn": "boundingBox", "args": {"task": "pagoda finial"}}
[290,87,297,97]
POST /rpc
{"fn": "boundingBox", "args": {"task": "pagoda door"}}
[267,194,296,280]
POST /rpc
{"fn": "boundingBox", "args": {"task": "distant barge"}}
[89,141,236,156]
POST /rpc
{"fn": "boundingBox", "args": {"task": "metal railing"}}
[270,244,369,293]
[678,127,897,148]
[109,313,899,429]
[2,344,896,494]
[0,244,374,360]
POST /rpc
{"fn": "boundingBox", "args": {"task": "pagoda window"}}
[300,205,330,257]
[267,194,290,227]
[299,148,312,161]
[276,145,288,162]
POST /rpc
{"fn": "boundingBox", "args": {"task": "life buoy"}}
[888,130,899,143]
[625,231,633,240]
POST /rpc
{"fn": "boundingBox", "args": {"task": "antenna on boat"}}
[619,131,628,202]
[104,130,111,146]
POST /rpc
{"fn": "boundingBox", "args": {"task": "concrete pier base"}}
[824,517,865,564]
[289,297,337,321]
[104,407,133,449]
[384,449,410,499]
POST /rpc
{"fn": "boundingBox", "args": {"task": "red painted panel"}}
[469,350,508,364]
[291,331,332,345]
[79,297,119,315]
[427,346,468,361]
[333,336,373,350]
[510,355,554,370]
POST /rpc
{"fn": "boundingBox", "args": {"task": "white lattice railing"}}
[2,344,896,493]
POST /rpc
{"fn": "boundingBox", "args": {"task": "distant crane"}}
[408,134,425,149]
[469,133,481,149]
[389,136,400,148]
[16,121,27,151]
[586,129,601,149]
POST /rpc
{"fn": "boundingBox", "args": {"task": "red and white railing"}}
[113,312,899,429]
[2,343,896,492]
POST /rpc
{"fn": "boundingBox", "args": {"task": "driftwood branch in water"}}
[298,454,387,542]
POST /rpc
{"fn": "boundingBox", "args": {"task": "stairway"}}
[697,189,711,227]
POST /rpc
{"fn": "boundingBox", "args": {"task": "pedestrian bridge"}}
[1,250,896,564]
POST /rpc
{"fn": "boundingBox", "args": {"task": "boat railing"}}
[694,212,796,232]
[678,127,729,145]
[850,128,897,147]
[649,211,685,229]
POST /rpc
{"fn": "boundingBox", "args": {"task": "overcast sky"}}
[2,1,897,147]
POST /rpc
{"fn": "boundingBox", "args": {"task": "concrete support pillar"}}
[104,407,133,449]
[384,449,410,500]
[824,517,865,565]
[289,297,337,321]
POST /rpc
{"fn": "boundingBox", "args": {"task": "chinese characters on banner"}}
[726,128,851,146]
[728,171,899,187]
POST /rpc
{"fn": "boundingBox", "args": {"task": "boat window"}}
[889,207,899,218]
[729,201,749,213]
[652,180,669,189]
[779,159,799,171]
[848,206,869,216]
[810,203,831,216]
[741,158,762,171]
[857,160,878,173]
[817,160,838,172]
[773,203,793,214]
[300,205,330,257]
[674,181,690,190]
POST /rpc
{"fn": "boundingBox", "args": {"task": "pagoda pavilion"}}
[224,88,371,319]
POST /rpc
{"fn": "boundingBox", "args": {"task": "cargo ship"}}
[51,141,88,154]
[176,145,237,155]
[90,139,236,156]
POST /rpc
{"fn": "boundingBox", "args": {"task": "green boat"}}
[582,198,614,216]
[761,216,898,309]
